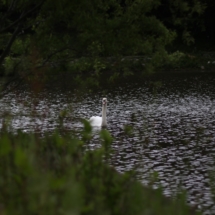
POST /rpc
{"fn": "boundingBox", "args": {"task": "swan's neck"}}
[101,104,107,127]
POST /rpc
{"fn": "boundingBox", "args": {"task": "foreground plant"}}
[0,121,201,215]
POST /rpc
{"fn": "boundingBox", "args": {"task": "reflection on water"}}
[1,73,215,214]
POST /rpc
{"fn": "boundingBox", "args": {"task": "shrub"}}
[0,122,201,215]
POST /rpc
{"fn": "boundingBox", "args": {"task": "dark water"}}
[1,72,215,214]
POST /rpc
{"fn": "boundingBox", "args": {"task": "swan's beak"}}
[102,98,107,105]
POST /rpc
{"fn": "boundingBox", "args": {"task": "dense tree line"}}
[0,0,214,91]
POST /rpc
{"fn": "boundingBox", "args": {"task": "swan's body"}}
[90,98,107,127]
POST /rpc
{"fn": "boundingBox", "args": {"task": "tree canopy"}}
[0,0,212,91]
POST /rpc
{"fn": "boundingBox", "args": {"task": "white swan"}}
[90,98,107,127]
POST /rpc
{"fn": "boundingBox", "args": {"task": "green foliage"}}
[166,51,187,68]
[0,0,176,81]
[164,0,206,45]
[161,51,201,69]
[4,56,15,75]
[0,0,212,92]
[0,125,201,215]
[82,119,93,141]
[124,125,134,136]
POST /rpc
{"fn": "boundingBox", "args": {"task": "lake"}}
[1,72,215,214]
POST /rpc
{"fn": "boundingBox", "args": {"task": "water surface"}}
[1,72,215,214]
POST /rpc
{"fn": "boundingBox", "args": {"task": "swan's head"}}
[102,98,107,105]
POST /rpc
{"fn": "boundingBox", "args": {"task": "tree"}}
[0,0,209,94]
[155,0,206,46]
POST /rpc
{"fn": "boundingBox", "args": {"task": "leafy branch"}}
[0,0,46,33]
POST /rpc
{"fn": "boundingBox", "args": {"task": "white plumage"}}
[89,98,107,127]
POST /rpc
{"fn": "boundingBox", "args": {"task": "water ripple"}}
[0,74,215,213]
